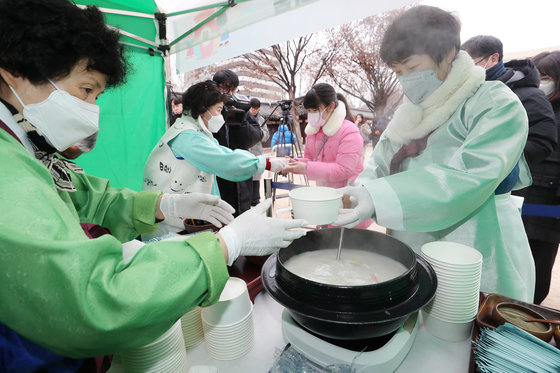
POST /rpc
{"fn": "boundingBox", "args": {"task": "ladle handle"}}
[336,227,344,260]
[525,317,560,325]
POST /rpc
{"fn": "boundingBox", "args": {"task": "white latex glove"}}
[219,198,307,265]
[159,193,235,228]
[332,186,375,228]
[268,157,289,173]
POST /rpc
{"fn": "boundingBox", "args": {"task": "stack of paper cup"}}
[421,241,483,342]
[201,277,254,360]
[120,320,188,372]
[181,306,204,349]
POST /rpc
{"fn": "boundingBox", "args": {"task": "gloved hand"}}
[332,186,375,228]
[282,159,306,174]
[267,157,289,173]
[218,198,307,265]
[159,193,235,228]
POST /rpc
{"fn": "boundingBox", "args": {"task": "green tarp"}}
[73,0,165,191]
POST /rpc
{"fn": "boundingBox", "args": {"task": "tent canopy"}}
[74,0,414,191]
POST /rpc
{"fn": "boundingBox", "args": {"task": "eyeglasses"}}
[474,56,489,66]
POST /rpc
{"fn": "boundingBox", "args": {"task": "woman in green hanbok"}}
[334,5,535,302]
[0,0,305,364]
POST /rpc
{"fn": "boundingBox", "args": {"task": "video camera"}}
[277,99,292,112]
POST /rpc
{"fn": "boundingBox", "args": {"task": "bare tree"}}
[240,35,337,142]
[325,9,404,120]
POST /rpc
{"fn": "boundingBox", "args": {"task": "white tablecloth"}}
[184,291,472,373]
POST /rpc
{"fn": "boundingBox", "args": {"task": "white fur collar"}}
[385,51,485,145]
[305,101,346,136]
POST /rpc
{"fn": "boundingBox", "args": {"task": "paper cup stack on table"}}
[181,307,204,349]
[201,277,254,360]
[289,186,342,225]
[420,241,483,342]
[120,320,188,372]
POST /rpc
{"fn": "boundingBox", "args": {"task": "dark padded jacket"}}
[516,99,560,242]
[498,59,557,166]
[213,96,263,216]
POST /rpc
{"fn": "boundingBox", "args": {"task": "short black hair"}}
[461,35,504,62]
[183,80,225,119]
[380,5,461,66]
[249,98,261,108]
[171,93,183,105]
[212,69,239,91]
[0,0,128,87]
[303,83,338,110]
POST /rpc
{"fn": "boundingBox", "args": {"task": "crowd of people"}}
[1,0,559,371]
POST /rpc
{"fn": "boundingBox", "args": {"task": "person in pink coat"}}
[283,83,372,228]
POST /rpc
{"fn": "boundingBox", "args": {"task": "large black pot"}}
[261,228,437,340]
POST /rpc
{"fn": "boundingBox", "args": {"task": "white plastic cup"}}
[289,186,342,225]
[201,277,252,326]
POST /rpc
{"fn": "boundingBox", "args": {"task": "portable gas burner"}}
[281,309,419,372]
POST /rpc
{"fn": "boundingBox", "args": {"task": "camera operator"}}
[246,98,269,206]
[212,69,264,215]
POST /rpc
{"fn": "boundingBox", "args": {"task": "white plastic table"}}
[184,291,472,373]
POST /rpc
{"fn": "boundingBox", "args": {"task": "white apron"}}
[143,115,214,240]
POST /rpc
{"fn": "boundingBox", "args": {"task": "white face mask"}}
[398,69,443,105]
[9,80,99,151]
[539,81,555,96]
[307,107,327,129]
[74,131,98,153]
[207,114,225,133]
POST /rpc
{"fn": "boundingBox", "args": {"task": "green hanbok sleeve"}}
[0,136,229,358]
[57,170,161,242]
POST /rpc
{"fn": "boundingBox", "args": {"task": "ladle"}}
[525,317,560,325]
[336,227,344,260]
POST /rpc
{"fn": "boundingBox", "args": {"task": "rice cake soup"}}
[284,248,407,286]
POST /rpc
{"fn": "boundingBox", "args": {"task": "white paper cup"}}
[201,277,251,326]
[202,304,254,360]
[203,305,253,334]
[289,186,342,225]
[181,307,203,349]
[421,241,482,266]
[121,320,188,372]
[422,310,474,342]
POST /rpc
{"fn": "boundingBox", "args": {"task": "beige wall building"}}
[504,46,560,61]
[176,58,284,103]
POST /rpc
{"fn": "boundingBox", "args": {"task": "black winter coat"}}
[213,97,260,150]
[213,98,263,216]
[499,59,557,166]
[516,100,560,242]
